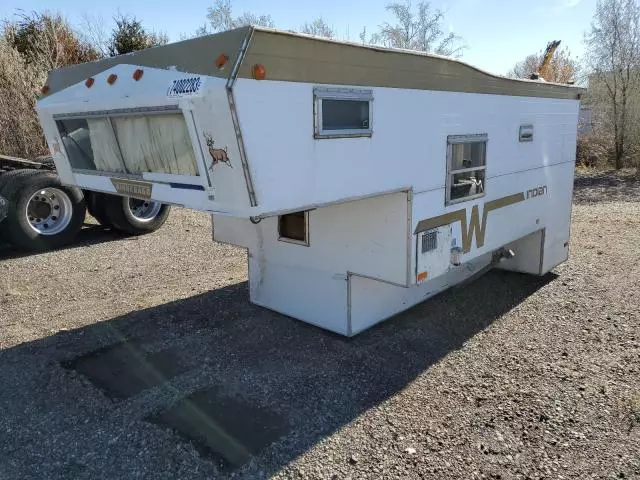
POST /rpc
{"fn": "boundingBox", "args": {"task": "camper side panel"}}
[233,79,579,215]
[213,192,410,334]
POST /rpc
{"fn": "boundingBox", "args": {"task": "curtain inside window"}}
[87,118,126,173]
[111,114,198,176]
[82,113,198,176]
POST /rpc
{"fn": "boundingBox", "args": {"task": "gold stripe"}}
[414,192,526,253]
[414,210,466,234]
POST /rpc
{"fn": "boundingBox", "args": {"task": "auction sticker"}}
[167,76,204,97]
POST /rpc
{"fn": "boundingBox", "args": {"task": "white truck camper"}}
[37,26,584,336]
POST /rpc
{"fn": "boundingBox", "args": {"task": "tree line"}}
[0,0,638,171]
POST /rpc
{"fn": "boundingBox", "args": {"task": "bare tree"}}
[198,0,274,35]
[300,17,335,39]
[77,13,109,58]
[584,0,640,169]
[359,26,368,44]
[367,1,464,57]
[508,46,577,83]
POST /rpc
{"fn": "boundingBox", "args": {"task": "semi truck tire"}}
[0,194,7,224]
[85,191,113,228]
[94,192,170,235]
[0,169,36,240]
[0,170,86,251]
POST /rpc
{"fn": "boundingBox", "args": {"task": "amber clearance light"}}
[216,54,229,69]
[133,69,144,81]
[107,74,118,85]
[252,64,266,80]
[85,77,95,88]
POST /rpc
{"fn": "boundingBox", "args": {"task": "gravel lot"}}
[0,170,638,479]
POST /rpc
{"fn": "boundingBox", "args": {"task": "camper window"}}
[278,211,309,246]
[446,134,487,205]
[314,87,373,138]
[55,110,199,177]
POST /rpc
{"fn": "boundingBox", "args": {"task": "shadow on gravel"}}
[0,224,124,261]
[2,270,556,478]
[573,169,639,204]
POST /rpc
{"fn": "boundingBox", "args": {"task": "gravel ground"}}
[0,170,638,480]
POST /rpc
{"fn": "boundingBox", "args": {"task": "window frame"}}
[278,211,310,246]
[53,106,209,187]
[313,87,373,139]
[445,134,488,206]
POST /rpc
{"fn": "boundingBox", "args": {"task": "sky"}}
[0,0,597,75]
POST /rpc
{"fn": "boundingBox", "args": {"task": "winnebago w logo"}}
[414,189,545,253]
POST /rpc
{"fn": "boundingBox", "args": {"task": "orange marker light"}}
[107,74,118,85]
[252,63,266,80]
[41,85,50,94]
[85,77,95,88]
[216,54,229,69]
[133,69,144,81]
[417,271,428,283]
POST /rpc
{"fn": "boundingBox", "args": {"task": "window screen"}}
[446,134,487,204]
[278,211,308,245]
[56,119,96,170]
[422,230,438,253]
[314,87,373,138]
[322,99,370,131]
[56,112,199,176]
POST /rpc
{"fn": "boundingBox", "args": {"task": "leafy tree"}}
[108,14,167,56]
[584,0,640,169]
[508,45,577,83]
[300,17,335,39]
[198,0,274,35]
[367,1,464,57]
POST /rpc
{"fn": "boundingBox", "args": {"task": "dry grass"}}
[0,39,48,158]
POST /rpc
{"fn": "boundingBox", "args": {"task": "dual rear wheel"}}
[86,192,170,235]
[0,170,170,252]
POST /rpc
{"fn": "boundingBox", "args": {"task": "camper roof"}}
[45,25,584,100]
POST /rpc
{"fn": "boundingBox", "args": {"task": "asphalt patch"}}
[147,386,289,471]
[62,341,191,399]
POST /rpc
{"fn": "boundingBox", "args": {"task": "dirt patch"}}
[148,386,290,471]
[0,172,638,479]
[62,341,192,400]
[573,168,639,204]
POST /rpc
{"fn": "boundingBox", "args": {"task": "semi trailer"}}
[0,154,170,251]
[36,26,583,335]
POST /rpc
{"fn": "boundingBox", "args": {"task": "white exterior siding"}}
[234,79,579,215]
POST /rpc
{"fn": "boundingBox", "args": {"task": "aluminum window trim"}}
[447,133,489,145]
[445,134,488,206]
[450,165,487,175]
[278,211,310,247]
[314,87,373,139]
[53,105,181,120]
[56,108,204,181]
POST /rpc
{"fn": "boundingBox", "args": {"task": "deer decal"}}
[203,133,232,169]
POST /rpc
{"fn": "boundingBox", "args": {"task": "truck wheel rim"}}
[127,198,162,222]
[26,188,73,236]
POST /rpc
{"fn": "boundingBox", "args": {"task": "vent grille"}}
[422,230,438,253]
